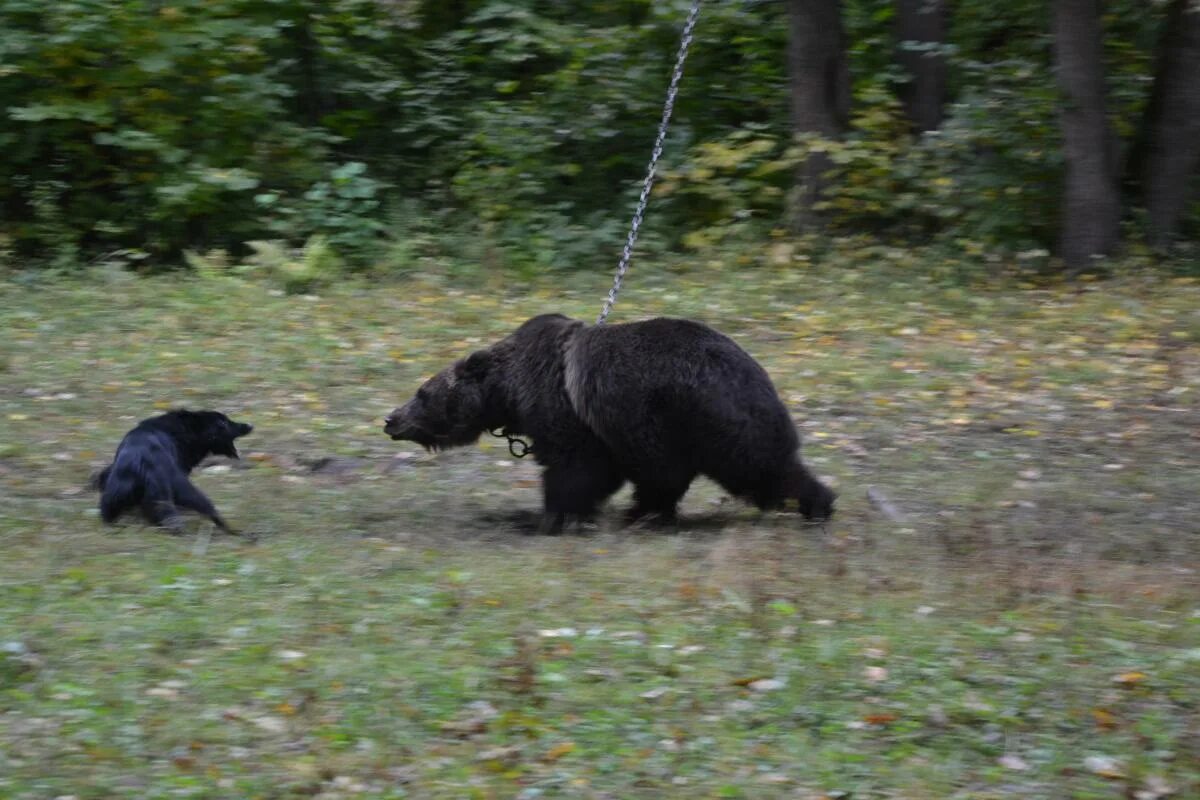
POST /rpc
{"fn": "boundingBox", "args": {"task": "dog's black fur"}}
[384,314,834,533]
[94,409,253,534]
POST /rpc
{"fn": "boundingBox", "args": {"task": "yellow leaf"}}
[544,741,575,761]
[1092,708,1118,729]
[1113,671,1147,687]
[863,713,898,726]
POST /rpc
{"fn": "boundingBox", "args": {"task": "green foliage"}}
[0,0,1190,269]
[255,162,387,263]
[0,0,331,260]
[244,236,344,294]
[802,79,1061,252]
[657,128,792,250]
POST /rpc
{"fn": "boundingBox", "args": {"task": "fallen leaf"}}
[1092,708,1118,729]
[1134,775,1175,800]
[476,745,522,765]
[756,773,792,784]
[537,628,577,638]
[1113,671,1147,687]
[543,741,575,761]
[863,666,888,683]
[1084,755,1125,779]
[731,675,771,688]
[862,713,897,726]
[998,754,1029,771]
[439,717,488,737]
[251,715,287,733]
[440,701,499,737]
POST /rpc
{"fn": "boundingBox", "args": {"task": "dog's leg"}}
[142,499,186,534]
[172,479,242,537]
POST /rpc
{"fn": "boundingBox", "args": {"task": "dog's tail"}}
[99,468,142,524]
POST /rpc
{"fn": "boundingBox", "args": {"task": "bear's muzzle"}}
[383,410,407,440]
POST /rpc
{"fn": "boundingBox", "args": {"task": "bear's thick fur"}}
[384,314,834,531]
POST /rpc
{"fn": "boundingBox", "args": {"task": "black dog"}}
[94,409,253,535]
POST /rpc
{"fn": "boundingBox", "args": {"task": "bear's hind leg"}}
[752,460,835,520]
[626,474,693,527]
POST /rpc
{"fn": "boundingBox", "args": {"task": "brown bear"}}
[384,314,834,532]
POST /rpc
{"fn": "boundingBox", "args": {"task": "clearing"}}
[1,255,1197,798]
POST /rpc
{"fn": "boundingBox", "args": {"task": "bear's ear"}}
[457,350,492,380]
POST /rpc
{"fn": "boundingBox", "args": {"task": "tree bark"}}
[894,0,947,133]
[1137,0,1200,248]
[1052,0,1120,269]
[787,0,850,232]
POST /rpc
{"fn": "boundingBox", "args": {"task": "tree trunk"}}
[291,14,326,126]
[1052,0,1120,269]
[894,0,947,133]
[787,0,850,232]
[1137,0,1200,248]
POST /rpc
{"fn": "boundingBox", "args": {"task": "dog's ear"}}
[457,350,492,380]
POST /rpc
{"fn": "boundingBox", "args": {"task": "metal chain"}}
[596,0,701,325]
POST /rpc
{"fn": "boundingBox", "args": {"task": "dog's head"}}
[174,409,254,459]
[384,351,492,451]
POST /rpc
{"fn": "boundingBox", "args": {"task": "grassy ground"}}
[1,252,1198,799]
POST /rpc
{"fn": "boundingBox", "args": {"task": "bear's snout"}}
[383,410,405,438]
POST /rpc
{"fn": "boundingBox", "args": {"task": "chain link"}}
[596,0,701,325]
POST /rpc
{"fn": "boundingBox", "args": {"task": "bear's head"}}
[384,351,492,451]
